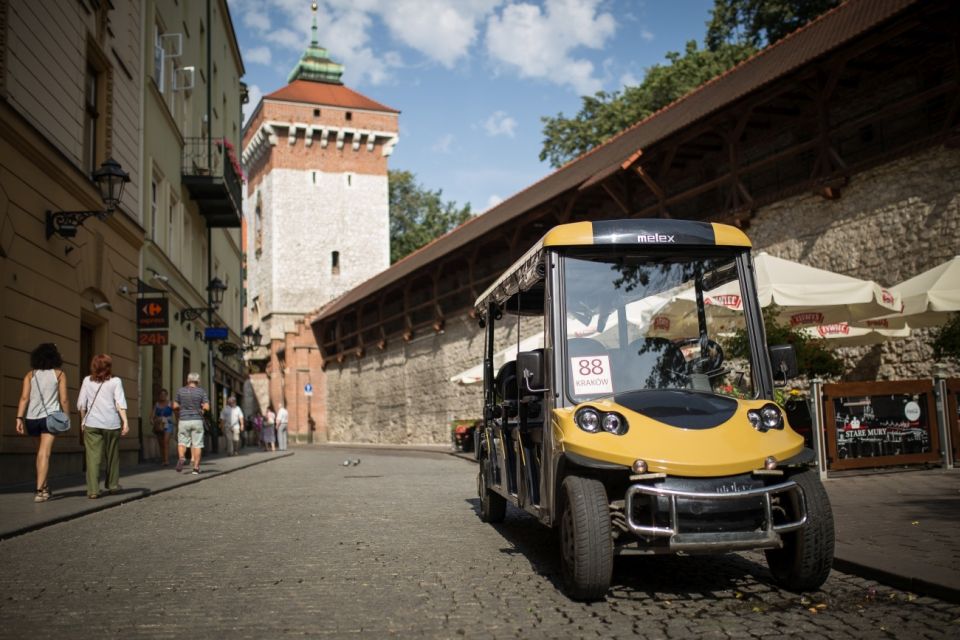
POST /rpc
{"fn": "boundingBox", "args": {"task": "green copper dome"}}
[287,6,344,84]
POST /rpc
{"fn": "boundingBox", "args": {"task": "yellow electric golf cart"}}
[474,219,833,601]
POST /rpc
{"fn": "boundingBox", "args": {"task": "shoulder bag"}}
[34,371,70,433]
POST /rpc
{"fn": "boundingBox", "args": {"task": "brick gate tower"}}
[241,6,399,440]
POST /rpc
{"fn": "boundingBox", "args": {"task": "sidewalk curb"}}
[833,552,960,605]
[0,451,294,541]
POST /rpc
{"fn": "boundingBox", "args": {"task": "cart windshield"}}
[562,249,757,403]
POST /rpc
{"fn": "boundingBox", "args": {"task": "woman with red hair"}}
[77,354,129,499]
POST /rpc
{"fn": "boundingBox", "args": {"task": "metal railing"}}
[181,137,243,212]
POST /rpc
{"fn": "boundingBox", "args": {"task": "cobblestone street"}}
[1,448,958,638]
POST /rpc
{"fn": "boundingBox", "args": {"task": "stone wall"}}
[747,144,960,381]
[323,144,960,445]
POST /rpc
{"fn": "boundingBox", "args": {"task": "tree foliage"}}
[539,41,754,168]
[539,0,841,169]
[724,307,844,378]
[389,170,472,264]
[932,314,960,363]
[705,0,842,51]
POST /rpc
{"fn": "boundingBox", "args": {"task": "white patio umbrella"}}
[450,333,544,385]
[800,322,911,347]
[859,256,960,329]
[650,252,902,335]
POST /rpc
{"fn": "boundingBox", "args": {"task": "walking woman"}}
[152,389,174,466]
[262,405,277,452]
[15,343,69,502]
[77,354,129,499]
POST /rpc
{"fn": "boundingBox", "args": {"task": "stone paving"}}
[0,448,958,638]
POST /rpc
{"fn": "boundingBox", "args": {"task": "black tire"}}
[766,469,835,591]
[478,459,506,523]
[559,476,613,601]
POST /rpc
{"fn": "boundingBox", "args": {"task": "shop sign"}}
[138,330,169,346]
[138,299,169,328]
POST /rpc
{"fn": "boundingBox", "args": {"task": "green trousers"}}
[84,427,121,496]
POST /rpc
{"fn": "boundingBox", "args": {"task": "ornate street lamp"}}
[46,158,131,238]
[179,277,229,322]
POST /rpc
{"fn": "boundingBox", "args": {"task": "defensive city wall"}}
[308,0,960,445]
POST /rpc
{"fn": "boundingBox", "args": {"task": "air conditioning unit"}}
[174,66,195,91]
[159,33,182,58]
[153,44,164,92]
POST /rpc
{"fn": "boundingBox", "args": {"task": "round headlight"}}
[601,412,627,435]
[760,404,783,430]
[747,409,762,430]
[575,407,601,433]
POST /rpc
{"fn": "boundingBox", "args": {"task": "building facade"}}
[242,14,398,441]
[0,0,143,481]
[138,0,246,459]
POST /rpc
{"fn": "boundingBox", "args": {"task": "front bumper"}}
[624,479,807,553]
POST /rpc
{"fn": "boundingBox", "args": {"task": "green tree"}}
[932,314,960,363]
[539,41,755,168]
[539,0,841,168]
[724,307,844,378]
[706,0,842,51]
[389,170,472,264]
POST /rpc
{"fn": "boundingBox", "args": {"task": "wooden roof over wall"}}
[310,0,960,363]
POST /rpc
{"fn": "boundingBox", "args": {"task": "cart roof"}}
[474,219,751,315]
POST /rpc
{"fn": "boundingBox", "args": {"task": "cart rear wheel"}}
[560,476,613,601]
[478,459,506,523]
[766,469,834,591]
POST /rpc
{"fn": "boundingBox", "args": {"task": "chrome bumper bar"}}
[624,479,807,552]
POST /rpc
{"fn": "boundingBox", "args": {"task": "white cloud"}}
[640,28,654,42]
[485,0,616,95]
[245,46,272,66]
[230,0,501,87]
[243,10,271,32]
[619,71,640,88]
[432,133,455,153]
[482,110,517,138]
[486,194,504,210]
[376,0,501,68]
[242,84,263,126]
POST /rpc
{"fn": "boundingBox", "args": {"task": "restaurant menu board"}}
[832,393,931,460]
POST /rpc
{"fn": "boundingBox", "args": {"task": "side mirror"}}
[517,350,546,394]
[768,344,798,386]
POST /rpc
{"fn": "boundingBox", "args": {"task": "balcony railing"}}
[181,137,243,228]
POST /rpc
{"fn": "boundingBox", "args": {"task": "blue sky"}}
[228,0,716,213]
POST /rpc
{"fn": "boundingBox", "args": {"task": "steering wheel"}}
[672,337,725,376]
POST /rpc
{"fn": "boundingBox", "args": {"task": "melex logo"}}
[653,316,671,330]
[636,233,676,243]
[882,290,894,305]
[817,323,850,337]
[790,311,824,326]
[709,294,742,309]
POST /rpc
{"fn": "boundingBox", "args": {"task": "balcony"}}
[181,137,243,227]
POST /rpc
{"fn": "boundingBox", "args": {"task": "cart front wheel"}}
[560,476,613,601]
[766,469,834,591]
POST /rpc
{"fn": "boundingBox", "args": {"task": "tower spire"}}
[287,2,345,84]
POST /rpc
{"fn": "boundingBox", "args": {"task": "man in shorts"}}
[219,395,244,456]
[173,372,210,474]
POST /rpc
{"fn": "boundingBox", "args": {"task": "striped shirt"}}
[175,385,209,420]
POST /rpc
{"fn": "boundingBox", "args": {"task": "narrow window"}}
[312,171,316,184]
[150,179,158,241]
[345,111,352,121]
[83,65,99,172]
[346,173,352,187]
[313,108,320,117]
[331,251,340,275]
